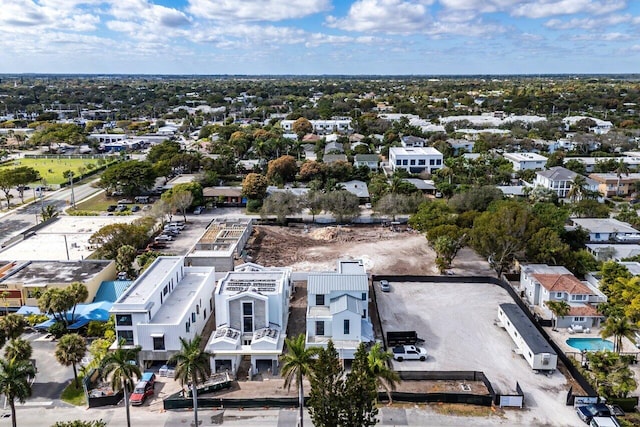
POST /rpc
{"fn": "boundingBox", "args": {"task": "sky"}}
[0,0,639,75]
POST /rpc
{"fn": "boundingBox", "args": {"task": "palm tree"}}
[0,357,36,427]
[544,300,570,331]
[601,317,637,353]
[168,335,212,427]
[366,343,400,404]
[55,333,87,387]
[100,344,142,427]
[567,174,587,202]
[4,338,33,362]
[280,334,319,427]
[615,159,630,196]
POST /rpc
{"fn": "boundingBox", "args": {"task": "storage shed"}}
[498,303,557,372]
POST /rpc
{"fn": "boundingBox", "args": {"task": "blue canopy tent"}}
[33,301,113,330]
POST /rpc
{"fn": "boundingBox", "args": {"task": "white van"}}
[590,417,620,427]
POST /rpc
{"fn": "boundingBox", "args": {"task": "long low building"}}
[497,303,557,372]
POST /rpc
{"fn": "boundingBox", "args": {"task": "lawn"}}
[61,377,87,406]
[0,157,110,185]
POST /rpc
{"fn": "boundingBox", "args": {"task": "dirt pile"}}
[309,226,353,242]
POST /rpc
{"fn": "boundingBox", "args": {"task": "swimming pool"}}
[566,337,614,352]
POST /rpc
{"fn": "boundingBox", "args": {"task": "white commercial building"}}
[206,263,292,376]
[389,147,443,174]
[110,256,216,367]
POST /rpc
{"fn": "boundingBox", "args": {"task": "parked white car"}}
[392,345,427,361]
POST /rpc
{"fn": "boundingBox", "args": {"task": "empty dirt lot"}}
[245,225,494,276]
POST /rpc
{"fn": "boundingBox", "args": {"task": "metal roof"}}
[499,303,556,355]
[308,274,368,294]
[330,294,364,315]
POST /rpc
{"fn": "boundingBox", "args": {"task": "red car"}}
[130,380,154,406]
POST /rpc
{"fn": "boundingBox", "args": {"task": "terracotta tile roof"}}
[568,304,602,317]
[532,274,593,295]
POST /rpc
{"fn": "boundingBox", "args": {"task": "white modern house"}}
[206,263,292,376]
[280,119,353,135]
[389,147,443,174]
[568,218,640,243]
[533,166,598,199]
[503,152,547,171]
[520,264,606,329]
[497,303,557,372]
[306,260,374,360]
[110,256,216,367]
[563,116,613,134]
[185,219,253,271]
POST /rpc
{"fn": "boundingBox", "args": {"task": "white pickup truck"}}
[392,345,427,361]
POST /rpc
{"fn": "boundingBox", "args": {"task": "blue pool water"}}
[566,337,614,352]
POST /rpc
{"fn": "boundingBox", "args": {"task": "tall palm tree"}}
[601,317,637,353]
[100,344,142,427]
[168,335,212,427]
[4,338,33,362]
[615,159,630,196]
[55,333,87,388]
[0,357,36,427]
[280,334,319,427]
[567,174,587,202]
[544,300,570,331]
[366,343,400,404]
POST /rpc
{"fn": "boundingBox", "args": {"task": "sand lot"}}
[376,281,579,427]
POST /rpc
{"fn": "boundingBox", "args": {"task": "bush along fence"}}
[371,275,598,403]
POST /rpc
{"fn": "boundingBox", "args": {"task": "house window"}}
[343,319,350,335]
[116,314,132,326]
[185,322,190,333]
[402,160,408,166]
[315,321,325,336]
[316,294,325,306]
[410,159,415,165]
[571,294,587,301]
[555,292,563,298]
[196,305,200,314]
[418,159,426,165]
[396,160,401,166]
[429,159,435,165]
[361,293,366,301]
[363,309,367,318]
[595,233,601,239]
[574,316,585,322]
[163,285,168,296]
[192,312,196,323]
[153,336,165,351]
[117,330,134,346]
[436,159,442,165]
[242,302,254,333]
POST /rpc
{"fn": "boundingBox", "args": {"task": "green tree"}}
[146,140,181,163]
[100,344,142,427]
[526,228,570,265]
[55,333,87,388]
[116,245,137,279]
[322,190,360,223]
[366,342,400,404]
[40,204,59,221]
[281,334,319,427]
[408,200,455,232]
[544,300,570,331]
[299,161,327,182]
[99,160,156,196]
[67,282,89,323]
[0,168,18,208]
[0,314,27,347]
[168,335,213,427]
[341,343,378,427]
[261,192,301,224]
[308,341,343,427]
[161,182,204,210]
[241,173,268,200]
[601,317,637,353]
[4,338,33,362]
[37,288,74,327]
[266,155,298,185]
[89,222,150,259]
[0,357,36,427]
[12,166,40,203]
[585,351,637,399]
[374,193,423,221]
[166,190,193,223]
[566,174,587,202]
[302,191,324,221]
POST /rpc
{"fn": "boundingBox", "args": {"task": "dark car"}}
[577,403,612,424]
[131,205,141,212]
[106,205,117,212]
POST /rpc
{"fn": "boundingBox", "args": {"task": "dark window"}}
[243,302,253,333]
[315,294,325,306]
[396,160,401,165]
[361,293,366,301]
[163,285,168,296]
[196,305,200,314]
[210,298,213,311]
[192,312,196,323]
[116,314,132,326]
[153,336,165,351]
[402,159,408,166]
[418,159,426,165]
[343,319,350,335]
[429,159,435,165]
[410,159,415,165]
[185,322,190,333]
[436,159,442,165]
[315,321,324,336]
[117,330,134,346]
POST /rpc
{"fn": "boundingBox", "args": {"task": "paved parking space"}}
[374,281,578,426]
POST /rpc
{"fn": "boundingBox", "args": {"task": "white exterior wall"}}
[330,310,361,341]
[389,147,443,174]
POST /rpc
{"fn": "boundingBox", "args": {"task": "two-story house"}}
[306,260,374,359]
[110,256,216,367]
[568,218,640,243]
[588,173,640,197]
[533,166,598,199]
[389,147,443,175]
[206,263,292,376]
[503,152,547,171]
[353,154,379,171]
[521,264,606,329]
[400,135,426,148]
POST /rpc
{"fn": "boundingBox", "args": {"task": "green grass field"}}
[0,158,105,185]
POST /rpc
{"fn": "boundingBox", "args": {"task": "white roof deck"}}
[150,270,210,325]
[114,257,181,308]
[217,271,286,295]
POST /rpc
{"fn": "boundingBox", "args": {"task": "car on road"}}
[130,380,154,406]
[115,205,128,212]
[392,345,427,361]
[131,205,141,212]
[577,403,612,424]
[380,280,390,292]
[155,235,174,242]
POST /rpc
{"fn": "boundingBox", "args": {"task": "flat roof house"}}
[568,218,640,243]
[110,256,216,367]
[498,303,557,372]
[503,152,547,171]
[306,260,374,359]
[185,219,252,271]
[389,147,443,175]
[206,263,292,376]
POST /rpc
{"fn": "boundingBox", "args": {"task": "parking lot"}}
[374,281,579,426]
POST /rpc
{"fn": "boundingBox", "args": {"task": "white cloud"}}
[511,0,627,19]
[106,0,191,42]
[0,0,101,32]
[187,0,331,22]
[326,0,434,34]
[570,32,632,41]
[545,13,633,30]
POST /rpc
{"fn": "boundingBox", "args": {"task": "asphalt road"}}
[0,180,103,246]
